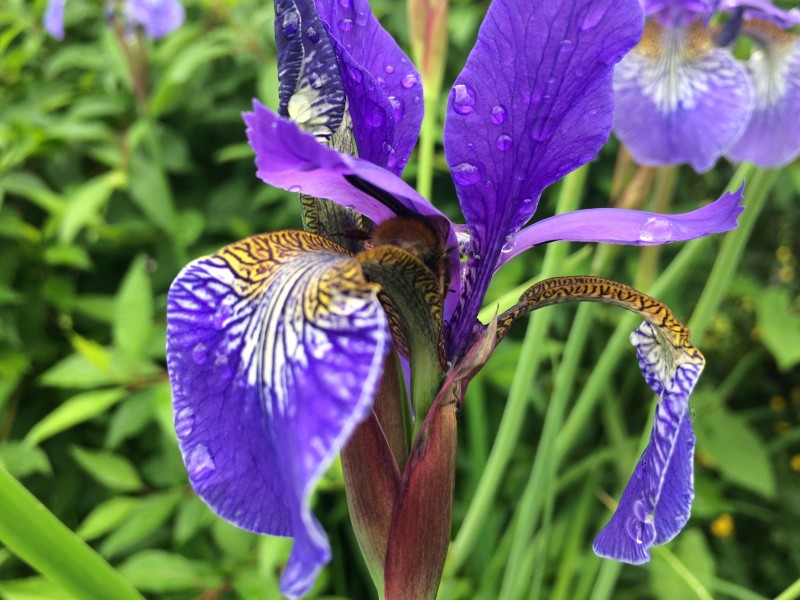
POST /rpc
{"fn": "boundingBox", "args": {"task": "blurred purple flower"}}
[614,0,800,170]
[44,0,184,40]
[167,0,747,596]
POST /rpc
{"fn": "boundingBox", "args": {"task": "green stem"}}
[654,546,714,600]
[0,466,145,600]
[688,166,778,345]
[416,90,440,199]
[774,577,800,600]
[445,166,589,577]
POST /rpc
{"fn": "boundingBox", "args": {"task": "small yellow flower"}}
[711,514,734,539]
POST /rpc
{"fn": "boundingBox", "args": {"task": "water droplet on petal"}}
[501,234,516,253]
[490,104,507,124]
[288,184,302,193]
[282,12,299,37]
[531,117,556,141]
[187,444,216,477]
[338,18,354,32]
[355,11,368,26]
[452,83,476,115]
[639,217,674,244]
[347,65,362,82]
[387,95,405,120]
[452,162,482,186]
[384,64,395,74]
[377,76,387,90]
[306,27,320,43]
[192,343,208,364]
[401,73,418,89]
[496,134,513,152]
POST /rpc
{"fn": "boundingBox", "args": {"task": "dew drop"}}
[347,65,362,83]
[355,10,368,26]
[501,234,516,253]
[639,217,674,244]
[175,407,195,438]
[282,12,299,37]
[387,95,405,120]
[187,444,216,477]
[401,73,418,89]
[451,83,476,115]
[377,76,387,90]
[452,162,482,186]
[384,64,395,74]
[306,27,320,43]
[531,117,556,141]
[490,104,507,124]
[337,18,354,32]
[192,343,208,365]
[496,134,513,152]
[345,42,353,51]
[288,184,302,193]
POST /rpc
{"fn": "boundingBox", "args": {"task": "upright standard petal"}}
[496,185,744,269]
[126,0,184,39]
[44,0,66,40]
[316,0,424,174]
[167,231,391,598]
[613,21,753,172]
[727,22,800,167]
[274,0,346,141]
[593,320,704,563]
[443,0,642,355]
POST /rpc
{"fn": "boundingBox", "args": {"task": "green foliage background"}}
[1,0,799,598]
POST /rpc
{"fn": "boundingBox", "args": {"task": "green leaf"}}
[24,389,128,446]
[57,171,125,244]
[76,497,142,541]
[173,495,214,545]
[69,446,144,492]
[99,490,183,558]
[650,529,715,600]
[0,443,52,478]
[39,354,113,389]
[126,143,178,235]
[117,550,223,593]
[0,577,79,600]
[695,406,776,499]
[43,245,93,270]
[105,387,160,449]
[0,352,29,413]
[113,255,153,360]
[755,287,800,372]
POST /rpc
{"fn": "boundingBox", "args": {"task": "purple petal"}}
[718,0,800,28]
[613,21,753,173]
[316,0,424,174]
[443,0,642,356]
[274,0,346,141]
[167,231,391,598]
[644,0,716,26]
[496,184,744,270]
[727,24,800,167]
[593,321,703,563]
[44,0,66,40]
[125,0,184,39]
[243,100,462,316]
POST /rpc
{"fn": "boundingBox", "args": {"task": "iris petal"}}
[442,0,642,356]
[44,0,66,40]
[496,184,744,269]
[316,0,424,174]
[167,231,390,598]
[593,321,704,563]
[727,23,800,167]
[613,21,753,172]
[125,0,184,39]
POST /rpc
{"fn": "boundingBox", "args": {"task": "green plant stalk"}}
[445,166,589,577]
[774,577,800,600]
[0,466,145,600]
[710,578,768,600]
[654,546,714,600]
[688,166,778,345]
[416,90,440,199]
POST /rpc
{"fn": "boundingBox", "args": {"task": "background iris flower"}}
[614,0,800,171]
[167,0,747,597]
[44,0,185,40]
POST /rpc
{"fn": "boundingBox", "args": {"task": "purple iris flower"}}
[614,0,800,171]
[167,0,746,596]
[43,0,184,40]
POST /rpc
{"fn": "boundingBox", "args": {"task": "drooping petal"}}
[243,100,462,317]
[273,0,346,142]
[443,0,642,356]
[593,320,704,563]
[44,0,66,40]
[167,231,391,598]
[125,0,184,39]
[727,22,800,167]
[495,184,744,270]
[316,0,424,174]
[613,21,753,172]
